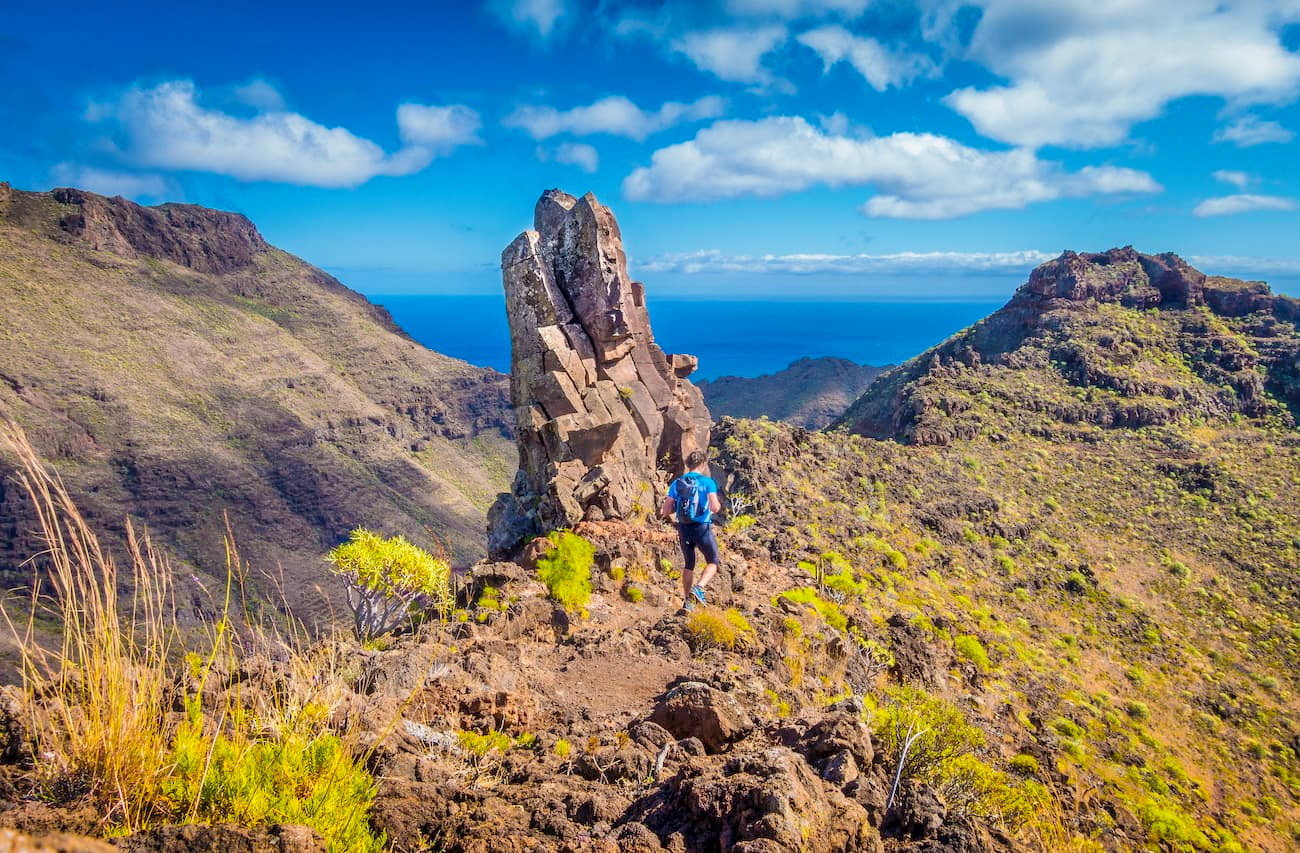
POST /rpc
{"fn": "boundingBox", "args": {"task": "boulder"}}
[489,191,711,557]
[626,747,879,852]
[648,682,753,753]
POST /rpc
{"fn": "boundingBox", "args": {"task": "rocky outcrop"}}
[838,248,1300,442]
[488,190,711,556]
[47,187,269,275]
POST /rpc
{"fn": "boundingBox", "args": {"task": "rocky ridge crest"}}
[489,190,711,557]
[839,248,1300,443]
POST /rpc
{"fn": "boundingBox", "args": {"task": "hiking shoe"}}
[690,585,706,606]
[678,600,694,615]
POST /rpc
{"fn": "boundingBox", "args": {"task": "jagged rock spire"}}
[488,190,711,557]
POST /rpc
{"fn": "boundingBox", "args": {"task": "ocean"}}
[375,294,1005,380]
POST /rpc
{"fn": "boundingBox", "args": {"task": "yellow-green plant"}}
[0,421,387,848]
[164,714,383,851]
[326,528,452,640]
[535,530,594,612]
[685,606,754,651]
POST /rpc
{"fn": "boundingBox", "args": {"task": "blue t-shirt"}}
[668,473,718,524]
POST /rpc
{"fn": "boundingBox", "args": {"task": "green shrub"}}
[536,530,594,612]
[873,685,985,785]
[165,715,383,852]
[1009,753,1040,776]
[1126,700,1151,720]
[778,587,847,631]
[1138,801,1212,850]
[685,606,754,651]
[622,584,644,603]
[725,513,756,534]
[1050,717,1085,738]
[326,528,451,640]
[954,634,991,672]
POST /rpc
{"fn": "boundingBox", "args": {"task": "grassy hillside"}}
[0,184,514,627]
[703,250,1300,849]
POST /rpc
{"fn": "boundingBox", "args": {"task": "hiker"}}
[660,449,722,612]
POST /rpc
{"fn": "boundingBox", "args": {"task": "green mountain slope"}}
[703,249,1300,849]
[0,183,514,624]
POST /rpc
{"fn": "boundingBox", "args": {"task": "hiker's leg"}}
[678,525,697,601]
[695,526,720,590]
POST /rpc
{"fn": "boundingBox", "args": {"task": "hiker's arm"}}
[660,496,676,518]
[707,492,722,514]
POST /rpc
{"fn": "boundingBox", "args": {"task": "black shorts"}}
[678,522,719,573]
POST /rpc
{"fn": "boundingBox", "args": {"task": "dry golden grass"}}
[0,419,390,846]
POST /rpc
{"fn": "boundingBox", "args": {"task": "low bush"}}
[685,606,755,651]
[536,530,594,612]
[778,587,848,631]
[326,528,452,640]
[954,634,991,672]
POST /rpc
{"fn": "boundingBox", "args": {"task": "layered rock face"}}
[489,190,711,556]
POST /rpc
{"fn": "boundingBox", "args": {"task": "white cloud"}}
[638,248,1056,275]
[396,103,482,151]
[504,95,725,140]
[725,0,872,15]
[1190,254,1300,276]
[539,142,600,173]
[945,0,1300,148]
[673,26,788,83]
[797,25,936,91]
[489,0,569,39]
[1192,194,1297,217]
[1213,114,1296,146]
[232,79,285,112]
[86,81,480,188]
[623,116,1160,218]
[1212,170,1254,190]
[50,163,175,199]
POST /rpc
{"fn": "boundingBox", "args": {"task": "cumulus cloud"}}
[623,116,1160,218]
[504,95,725,140]
[673,26,787,83]
[1190,255,1300,276]
[1212,170,1254,189]
[725,0,872,16]
[638,248,1056,275]
[86,80,480,188]
[796,25,936,91]
[538,142,600,173]
[1192,194,1296,216]
[396,103,483,150]
[231,79,285,112]
[489,0,569,39]
[1213,114,1296,146]
[50,163,175,199]
[944,0,1300,148]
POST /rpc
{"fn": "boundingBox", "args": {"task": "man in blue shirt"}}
[660,449,722,613]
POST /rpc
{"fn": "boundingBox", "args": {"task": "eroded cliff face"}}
[488,190,711,556]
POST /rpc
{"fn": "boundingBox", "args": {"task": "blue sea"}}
[375,295,1005,380]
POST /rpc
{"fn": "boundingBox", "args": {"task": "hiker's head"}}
[685,449,708,472]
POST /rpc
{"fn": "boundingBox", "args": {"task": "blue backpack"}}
[674,474,710,523]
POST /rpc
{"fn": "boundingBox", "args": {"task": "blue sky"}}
[2,0,1299,299]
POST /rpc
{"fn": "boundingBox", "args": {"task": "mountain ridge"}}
[839,247,1300,444]
[0,183,515,626]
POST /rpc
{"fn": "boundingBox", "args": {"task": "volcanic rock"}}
[488,190,711,556]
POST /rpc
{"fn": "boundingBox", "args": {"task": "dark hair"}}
[685,449,708,470]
